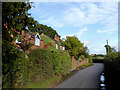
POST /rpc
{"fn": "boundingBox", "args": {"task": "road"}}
[55,63,104,88]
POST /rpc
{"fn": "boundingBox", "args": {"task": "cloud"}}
[75,28,88,37]
[40,17,64,28]
[63,2,117,33]
[90,47,106,54]
[96,2,118,34]
[30,2,117,30]
[61,28,88,39]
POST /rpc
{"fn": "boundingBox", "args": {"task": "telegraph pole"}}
[106,40,109,55]
[107,40,108,45]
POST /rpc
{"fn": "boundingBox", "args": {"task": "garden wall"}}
[71,56,88,69]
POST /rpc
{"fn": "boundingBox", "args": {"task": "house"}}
[4,22,66,51]
[14,31,44,52]
[60,44,65,50]
[41,33,66,50]
[14,30,66,52]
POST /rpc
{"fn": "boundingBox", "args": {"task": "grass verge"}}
[75,63,93,70]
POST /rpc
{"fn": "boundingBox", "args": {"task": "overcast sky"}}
[28,1,118,54]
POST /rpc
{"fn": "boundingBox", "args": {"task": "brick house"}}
[14,31,66,53]
[54,34,65,50]
[41,33,66,50]
[14,31,44,53]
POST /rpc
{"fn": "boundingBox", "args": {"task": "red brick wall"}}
[30,45,37,50]
[29,38,35,45]
[40,40,44,48]
[71,56,87,69]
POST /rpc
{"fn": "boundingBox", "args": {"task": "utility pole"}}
[107,40,108,45]
[106,40,109,55]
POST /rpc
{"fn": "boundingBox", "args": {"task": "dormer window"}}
[35,33,41,46]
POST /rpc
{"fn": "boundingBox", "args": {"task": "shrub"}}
[2,42,30,88]
[2,42,72,88]
[28,48,72,84]
[79,55,85,60]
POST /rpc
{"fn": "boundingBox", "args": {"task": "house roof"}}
[27,31,44,41]
[41,33,59,44]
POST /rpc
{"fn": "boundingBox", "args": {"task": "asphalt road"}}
[55,63,104,88]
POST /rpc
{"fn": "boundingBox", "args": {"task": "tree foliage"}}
[104,44,120,88]
[60,36,89,60]
[2,2,32,41]
[2,2,33,88]
[30,21,59,39]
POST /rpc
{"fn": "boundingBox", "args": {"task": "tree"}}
[2,2,33,87]
[30,22,59,39]
[60,36,87,60]
[2,2,32,42]
[105,45,116,55]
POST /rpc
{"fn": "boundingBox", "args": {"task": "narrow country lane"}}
[55,63,104,88]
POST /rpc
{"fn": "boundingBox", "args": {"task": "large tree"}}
[2,2,33,88]
[2,2,32,41]
[30,22,59,39]
[61,36,87,59]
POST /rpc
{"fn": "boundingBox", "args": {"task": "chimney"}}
[54,34,59,42]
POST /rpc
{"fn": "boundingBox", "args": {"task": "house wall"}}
[71,56,87,69]
[30,45,37,50]
[40,40,44,48]
[29,38,35,45]
[60,46,63,50]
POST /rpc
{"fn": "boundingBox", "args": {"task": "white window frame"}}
[63,47,65,50]
[56,44,58,49]
[35,35,40,46]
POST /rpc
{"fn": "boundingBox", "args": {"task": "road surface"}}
[55,63,104,88]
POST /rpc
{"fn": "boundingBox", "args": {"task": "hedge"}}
[2,48,71,88]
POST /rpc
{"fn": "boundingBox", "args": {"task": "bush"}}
[28,48,71,84]
[2,47,72,88]
[2,42,30,88]
[79,55,85,60]
[28,48,71,76]
[104,52,120,88]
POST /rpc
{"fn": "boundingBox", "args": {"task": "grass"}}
[76,63,93,70]
[92,57,104,60]
[26,76,62,88]
[25,72,73,88]
[25,63,92,88]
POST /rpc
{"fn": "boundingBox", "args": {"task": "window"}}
[35,35,40,46]
[63,47,65,50]
[56,44,58,49]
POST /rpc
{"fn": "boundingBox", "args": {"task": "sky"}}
[28,1,118,54]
